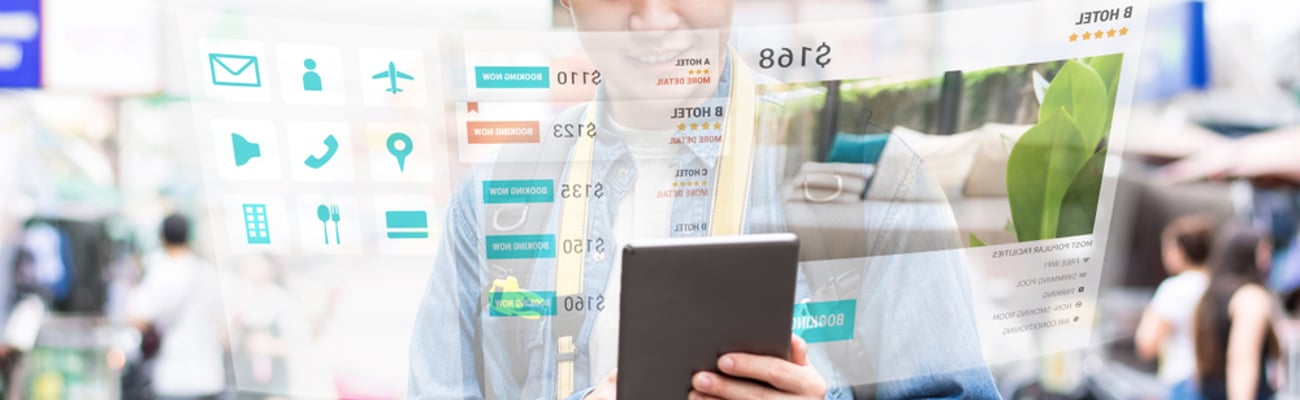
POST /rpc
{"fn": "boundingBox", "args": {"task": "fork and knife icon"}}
[316,204,342,245]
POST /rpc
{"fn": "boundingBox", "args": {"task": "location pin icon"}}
[386,132,413,172]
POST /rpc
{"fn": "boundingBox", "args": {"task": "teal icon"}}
[302,58,322,91]
[241,203,271,244]
[386,132,412,172]
[315,204,341,245]
[208,53,262,87]
[231,133,261,166]
[384,210,428,239]
[304,134,339,169]
[371,61,414,94]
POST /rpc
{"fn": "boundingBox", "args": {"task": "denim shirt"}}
[408,57,1000,400]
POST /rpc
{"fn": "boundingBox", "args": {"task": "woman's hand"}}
[584,369,617,400]
[689,335,827,400]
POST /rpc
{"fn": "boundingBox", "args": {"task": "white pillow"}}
[891,126,980,200]
[963,124,1032,198]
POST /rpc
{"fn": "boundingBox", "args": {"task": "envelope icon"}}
[208,53,262,87]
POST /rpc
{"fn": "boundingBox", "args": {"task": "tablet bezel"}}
[616,233,800,399]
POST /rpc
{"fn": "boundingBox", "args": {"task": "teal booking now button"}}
[475,66,550,89]
[489,290,557,317]
[792,299,856,344]
[485,234,556,259]
[483,180,554,204]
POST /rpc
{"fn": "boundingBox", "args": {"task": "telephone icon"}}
[304,134,339,169]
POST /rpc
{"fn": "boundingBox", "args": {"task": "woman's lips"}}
[623,34,695,66]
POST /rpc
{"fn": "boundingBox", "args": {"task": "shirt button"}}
[594,251,606,262]
[618,167,630,177]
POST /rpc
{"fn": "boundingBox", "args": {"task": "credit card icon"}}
[384,210,428,239]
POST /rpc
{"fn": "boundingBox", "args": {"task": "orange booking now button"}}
[467,121,541,144]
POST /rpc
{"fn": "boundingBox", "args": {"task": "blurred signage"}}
[0,0,40,88]
[42,0,162,94]
[0,0,162,93]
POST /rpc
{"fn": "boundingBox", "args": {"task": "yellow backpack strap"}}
[554,50,758,398]
[555,108,597,399]
[482,102,589,397]
[709,49,758,235]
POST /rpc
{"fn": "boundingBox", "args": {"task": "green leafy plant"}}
[1004,54,1122,242]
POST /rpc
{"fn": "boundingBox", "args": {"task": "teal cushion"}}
[826,132,889,164]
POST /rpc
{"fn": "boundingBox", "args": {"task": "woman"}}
[1136,214,1215,392]
[1188,223,1279,400]
[406,0,997,398]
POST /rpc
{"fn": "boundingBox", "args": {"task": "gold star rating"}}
[672,180,706,188]
[712,122,721,130]
[677,123,686,131]
[690,123,699,130]
[1070,27,1129,43]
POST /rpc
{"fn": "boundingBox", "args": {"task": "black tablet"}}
[617,233,800,400]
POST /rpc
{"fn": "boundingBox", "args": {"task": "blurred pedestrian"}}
[128,214,226,400]
[1136,214,1217,393]
[229,255,307,400]
[1183,222,1280,400]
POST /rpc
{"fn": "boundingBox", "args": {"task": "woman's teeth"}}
[634,52,677,64]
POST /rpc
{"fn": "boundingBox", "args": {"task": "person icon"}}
[302,58,322,91]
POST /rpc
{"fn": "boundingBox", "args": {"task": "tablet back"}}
[617,233,799,400]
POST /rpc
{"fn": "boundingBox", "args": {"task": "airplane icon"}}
[371,61,414,94]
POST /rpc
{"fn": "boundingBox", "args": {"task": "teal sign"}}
[489,290,557,318]
[485,234,556,259]
[483,180,554,204]
[475,66,549,89]
[792,300,856,344]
